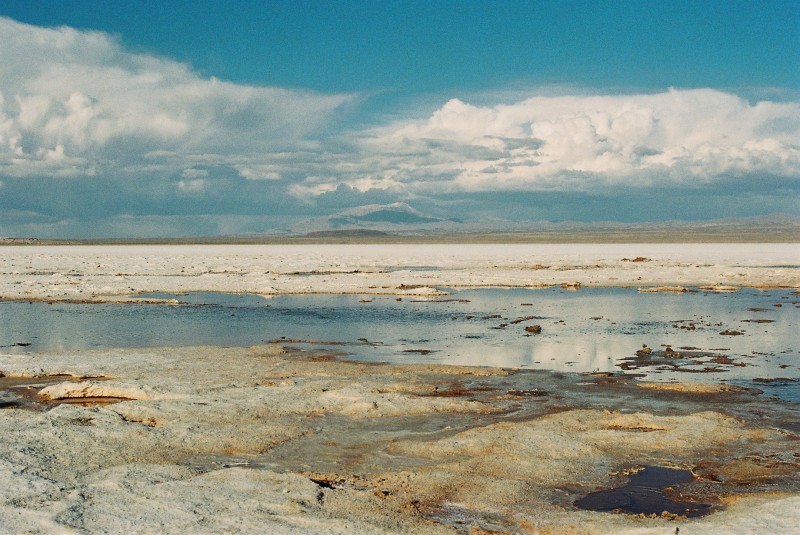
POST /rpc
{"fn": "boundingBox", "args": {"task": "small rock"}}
[720,330,744,336]
[636,345,652,357]
[524,325,542,334]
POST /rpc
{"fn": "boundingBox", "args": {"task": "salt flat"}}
[0,243,798,534]
[0,243,798,301]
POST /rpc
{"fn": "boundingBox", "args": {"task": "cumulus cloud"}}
[0,17,352,179]
[291,88,800,195]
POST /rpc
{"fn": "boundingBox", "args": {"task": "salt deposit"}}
[0,243,797,301]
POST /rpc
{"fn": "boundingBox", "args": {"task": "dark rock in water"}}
[575,466,712,518]
[719,330,743,336]
[524,325,542,334]
[636,345,652,357]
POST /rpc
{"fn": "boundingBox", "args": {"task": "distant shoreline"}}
[2,227,798,246]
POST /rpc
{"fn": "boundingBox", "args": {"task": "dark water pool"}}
[1,287,797,400]
[574,466,712,517]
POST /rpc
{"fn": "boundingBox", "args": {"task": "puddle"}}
[574,466,713,518]
[0,376,125,411]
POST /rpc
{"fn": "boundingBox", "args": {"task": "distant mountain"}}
[294,202,459,233]
[328,203,443,226]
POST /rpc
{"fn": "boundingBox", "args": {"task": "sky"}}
[0,0,798,238]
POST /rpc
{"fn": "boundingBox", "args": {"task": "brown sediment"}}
[416,382,498,398]
[708,355,746,366]
[44,396,133,407]
[509,315,540,324]
[402,349,436,355]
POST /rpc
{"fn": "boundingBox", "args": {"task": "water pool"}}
[2,287,797,399]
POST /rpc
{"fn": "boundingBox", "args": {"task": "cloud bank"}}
[0,17,352,181]
[290,90,799,196]
[0,16,798,236]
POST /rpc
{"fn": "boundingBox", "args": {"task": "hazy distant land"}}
[2,217,799,245]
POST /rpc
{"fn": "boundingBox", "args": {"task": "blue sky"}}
[0,1,798,237]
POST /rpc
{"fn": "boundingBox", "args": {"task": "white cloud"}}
[177,178,208,193]
[311,88,800,195]
[235,164,281,181]
[0,17,352,179]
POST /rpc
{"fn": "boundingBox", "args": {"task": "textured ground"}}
[0,243,797,533]
[0,345,798,534]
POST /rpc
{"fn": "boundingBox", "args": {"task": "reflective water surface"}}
[1,287,797,399]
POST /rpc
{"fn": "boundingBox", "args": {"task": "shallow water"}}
[1,287,797,400]
[574,466,712,517]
